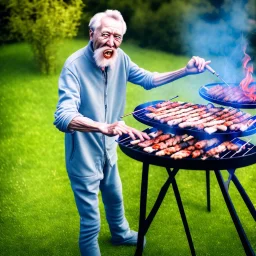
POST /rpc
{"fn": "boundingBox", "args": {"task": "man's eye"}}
[102,33,109,37]
[114,35,122,40]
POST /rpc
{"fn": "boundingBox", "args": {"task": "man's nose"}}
[107,35,114,47]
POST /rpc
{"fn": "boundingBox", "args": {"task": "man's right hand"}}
[185,56,211,74]
[98,121,150,141]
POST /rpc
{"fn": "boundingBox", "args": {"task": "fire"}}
[239,47,256,101]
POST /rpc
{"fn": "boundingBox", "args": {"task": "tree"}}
[7,0,84,74]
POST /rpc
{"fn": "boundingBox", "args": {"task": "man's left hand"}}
[185,56,211,75]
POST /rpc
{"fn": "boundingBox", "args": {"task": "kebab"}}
[146,101,182,114]
[182,111,252,133]
[194,138,219,149]
[230,119,256,131]
[171,144,205,160]
[147,102,230,127]
[203,141,240,158]
[205,115,254,134]
[160,107,207,123]
[161,105,220,123]
[137,133,171,148]
[155,138,197,156]
[147,103,195,119]
[171,149,192,159]
[207,85,255,103]
[146,102,186,118]
[131,129,243,160]
[143,134,189,153]
[143,101,254,135]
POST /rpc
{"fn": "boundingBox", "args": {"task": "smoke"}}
[182,0,255,84]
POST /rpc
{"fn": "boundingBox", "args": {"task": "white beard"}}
[93,46,118,69]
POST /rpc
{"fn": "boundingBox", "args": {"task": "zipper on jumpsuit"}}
[102,68,108,166]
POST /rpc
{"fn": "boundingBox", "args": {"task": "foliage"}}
[128,0,190,54]
[0,0,15,44]
[80,0,255,57]
[7,0,84,74]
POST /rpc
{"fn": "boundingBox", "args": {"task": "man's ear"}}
[89,29,94,40]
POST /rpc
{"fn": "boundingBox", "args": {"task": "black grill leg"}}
[135,162,149,256]
[172,178,196,256]
[206,170,211,212]
[215,170,255,256]
[231,173,256,221]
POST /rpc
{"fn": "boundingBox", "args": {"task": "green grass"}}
[0,39,255,256]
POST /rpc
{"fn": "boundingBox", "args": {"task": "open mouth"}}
[103,49,114,59]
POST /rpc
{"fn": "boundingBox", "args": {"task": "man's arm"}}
[54,67,149,141]
[153,56,211,87]
[68,116,150,141]
[54,67,83,133]
[153,68,187,87]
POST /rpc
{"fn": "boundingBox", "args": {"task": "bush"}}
[0,0,17,44]
[128,0,202,54]
[8,0,84,74]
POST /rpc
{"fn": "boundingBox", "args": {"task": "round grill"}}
[199,82,256,109]
[132,100,256,139]
[117,128,256,170]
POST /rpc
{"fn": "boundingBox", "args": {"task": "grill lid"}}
[132,100,256,139]
[199,83,256,109]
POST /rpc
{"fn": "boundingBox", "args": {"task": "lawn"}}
[0,39,255,256]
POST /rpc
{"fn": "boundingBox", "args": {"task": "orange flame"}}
[239,46,256,101]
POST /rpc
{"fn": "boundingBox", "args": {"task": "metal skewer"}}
[117,136,132,143]
[220,138,237,159]
[205,65,230,87]
[230,139,252,158]
[242,145,255,156]
[120,95,179,118]
[117,129,158,143]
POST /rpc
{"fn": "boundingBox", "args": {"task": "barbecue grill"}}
[132,100,256,139]
[118,127,256,170]
[199,82,256,109]
[117,128,256,255]
[117,98,256,256]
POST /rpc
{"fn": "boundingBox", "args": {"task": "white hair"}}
[89,10,127,35]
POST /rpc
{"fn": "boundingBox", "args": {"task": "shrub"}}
[8,0,84,74]
[129,0,194,54]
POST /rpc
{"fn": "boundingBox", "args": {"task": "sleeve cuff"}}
[64,113,83,133]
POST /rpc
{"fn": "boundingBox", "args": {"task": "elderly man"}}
[54,9,210,256]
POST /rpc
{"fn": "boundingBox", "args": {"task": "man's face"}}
[90,17,123,68]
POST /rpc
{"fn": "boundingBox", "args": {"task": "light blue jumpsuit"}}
[54,42,155,255]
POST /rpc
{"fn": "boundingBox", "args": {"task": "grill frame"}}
[117,127,256,170]
[132,100,256,139]
[199,82,256,109]
[120,96,256,256]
